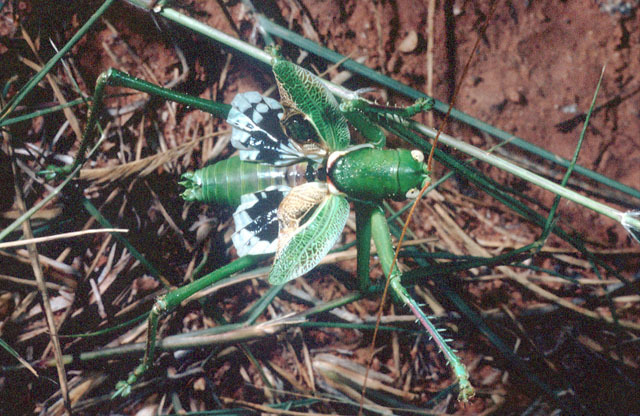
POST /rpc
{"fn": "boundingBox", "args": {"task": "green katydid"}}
[38,41,474,399]
[180,47,432,286]
[4,2,640,413]
[108,47,475,400]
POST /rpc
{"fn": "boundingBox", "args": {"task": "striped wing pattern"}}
[226,91,348,283]
[231,185,289,256]
[227,91,306,166]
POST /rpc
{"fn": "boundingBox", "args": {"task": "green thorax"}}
[328,148,429,201]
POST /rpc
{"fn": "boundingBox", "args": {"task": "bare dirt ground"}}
[1,0,639,415]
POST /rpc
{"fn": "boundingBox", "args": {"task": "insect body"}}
[84,35,472,402]
[181,50,431,285]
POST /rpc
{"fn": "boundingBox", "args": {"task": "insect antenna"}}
[358,1,501,412]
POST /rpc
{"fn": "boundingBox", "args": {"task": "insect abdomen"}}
[181,156,304,207]
[328,148,429,201]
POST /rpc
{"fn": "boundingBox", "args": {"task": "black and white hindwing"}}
[231,185,290,256]
[228,92,305,166]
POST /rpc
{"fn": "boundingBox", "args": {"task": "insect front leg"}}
[340,97,435,149]
[367,206,475,402]
[354,202,376,292]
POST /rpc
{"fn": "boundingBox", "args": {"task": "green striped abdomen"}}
[180,156,306,207]
[328,148,429,201]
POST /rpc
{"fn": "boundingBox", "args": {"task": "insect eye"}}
[411,150,424,163]
[406,188,420,199]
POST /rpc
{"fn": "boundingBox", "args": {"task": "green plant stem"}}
[0,163,81,242]
[0,98,87,128]
[127,1,640,237]
[123,0,359,102]
[81,197,164,283]
[0,0,116,121]
[1,122,111,243]
[408,120,639,231]
[239,283,285,324]
[18,293,363,372]
[387,120,635,291]
[31,319,284,369]
[540,66,604,241]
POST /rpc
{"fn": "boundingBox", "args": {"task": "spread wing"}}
[272,59,352,151]
[269,191,350,285]
[231,185,289,256]
[227,91,311,166]
[227,91,348,283]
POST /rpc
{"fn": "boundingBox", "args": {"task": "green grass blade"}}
[240,284,285,324]
[541,66,605,241]
[0,337,37,377]
[0,158,82,243]
[0,98,86,128]
[0,0,115,121]
[256,16,640,202]
[81,197,163,284]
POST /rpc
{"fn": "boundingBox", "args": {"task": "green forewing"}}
[272,59,351,151]
[268,195,350,285]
